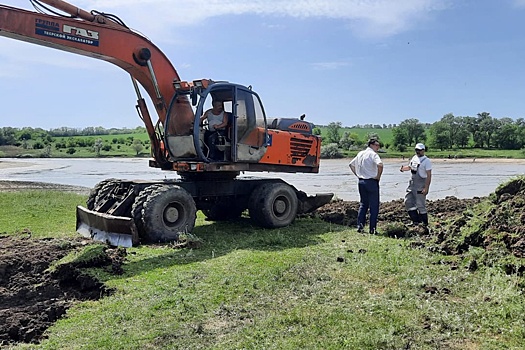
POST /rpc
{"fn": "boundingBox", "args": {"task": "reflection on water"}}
[1,158,524,202]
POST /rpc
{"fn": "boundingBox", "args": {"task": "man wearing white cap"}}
[400,143,432,225]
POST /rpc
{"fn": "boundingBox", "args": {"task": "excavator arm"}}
[0,0,195,164]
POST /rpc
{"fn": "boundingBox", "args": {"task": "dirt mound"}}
[430,177,525,261]
[313,196,484,227]
[313,177,525,271]
[0,235,124,347]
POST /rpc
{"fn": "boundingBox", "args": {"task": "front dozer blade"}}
[76,206,139,247]
[297,192,334,214]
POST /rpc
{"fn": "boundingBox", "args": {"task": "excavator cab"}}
[165,80,269,164]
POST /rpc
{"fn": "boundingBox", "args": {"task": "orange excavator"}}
[0,0,333,247]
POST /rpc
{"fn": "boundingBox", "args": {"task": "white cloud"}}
[310,61,350,70]
[75,0,451,39]
[511,0,525,7]
[0,0,450,76]
[0,39,112,78]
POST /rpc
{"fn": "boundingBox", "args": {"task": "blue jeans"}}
[205,130,226,160]
[357,178,380,230]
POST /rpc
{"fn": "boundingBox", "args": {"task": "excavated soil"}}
[2,179,525,346]
[0,180,128,348]
[0,234,126,347]
[312,196,484,228]
[314,176,525,260]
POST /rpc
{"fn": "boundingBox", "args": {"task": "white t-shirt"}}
[349,147,382,179]
[409,155,432,178]
[205,110,225,130]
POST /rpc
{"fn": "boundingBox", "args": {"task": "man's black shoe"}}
[369,229,379,235]
[357,225,364,233]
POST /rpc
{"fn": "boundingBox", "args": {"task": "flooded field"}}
[1,157,524,201]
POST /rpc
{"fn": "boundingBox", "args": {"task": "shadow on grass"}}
[109,215,345,280]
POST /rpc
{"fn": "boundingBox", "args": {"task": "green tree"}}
[439,113,457,149]
[41,144,52,157]
[455,127,470,148]
[0,127,17,145]
[326,122,342,144]
[320,143,343,159]
[392,126,408,151]
[402,118,425,146]
[392,118,425,149]
[464,116,481,147]
[339,132,362,150]
[478,112,500,148]
[428,121,450,150]
[430,114,469,149]
[94,138,103,156]
[493,120,522,149]
[132,139,144,155]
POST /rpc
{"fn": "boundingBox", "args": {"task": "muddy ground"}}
[1,179,524,346]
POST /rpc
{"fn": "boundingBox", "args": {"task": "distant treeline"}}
[0,126,146,146]
[316,123,397,129]
[318,112,525,159]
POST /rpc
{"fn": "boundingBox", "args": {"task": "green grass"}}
[3,190,525,349]
[0,190,85,237]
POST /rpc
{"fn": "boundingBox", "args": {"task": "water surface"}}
[1,158,523,202]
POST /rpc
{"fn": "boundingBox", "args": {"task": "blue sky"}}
[2,0,525,129]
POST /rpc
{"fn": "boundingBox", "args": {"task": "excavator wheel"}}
[131,184,165,236]
[141,185,197,243]
[248,183,298,228]
[202,201,245,221]
[86,178,118,210]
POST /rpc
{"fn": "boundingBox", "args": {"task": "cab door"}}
[232,87,268,162]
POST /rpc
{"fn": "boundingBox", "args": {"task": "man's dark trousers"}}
[357,178,380,231]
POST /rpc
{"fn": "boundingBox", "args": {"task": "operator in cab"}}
[200,100,229,160]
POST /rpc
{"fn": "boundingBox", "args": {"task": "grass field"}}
[3,190,525,349]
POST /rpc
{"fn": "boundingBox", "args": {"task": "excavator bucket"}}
[297,192,334,214]
[76,206,139,247]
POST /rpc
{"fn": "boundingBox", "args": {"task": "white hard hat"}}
[415,143,425,150]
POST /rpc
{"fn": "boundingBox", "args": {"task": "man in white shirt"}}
[199,100,229,160]
[349,139,383,234]
[400,142,432,225]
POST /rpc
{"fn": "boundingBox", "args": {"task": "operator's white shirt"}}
[205,110,224,130]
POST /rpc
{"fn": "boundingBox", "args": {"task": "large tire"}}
[248,184,267,225]
[131,184,164,236]
[86,178,118,210]
[248,183,298,228]
[93,180,121,208]
[202,201,245,221]
[141,185,197,243]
